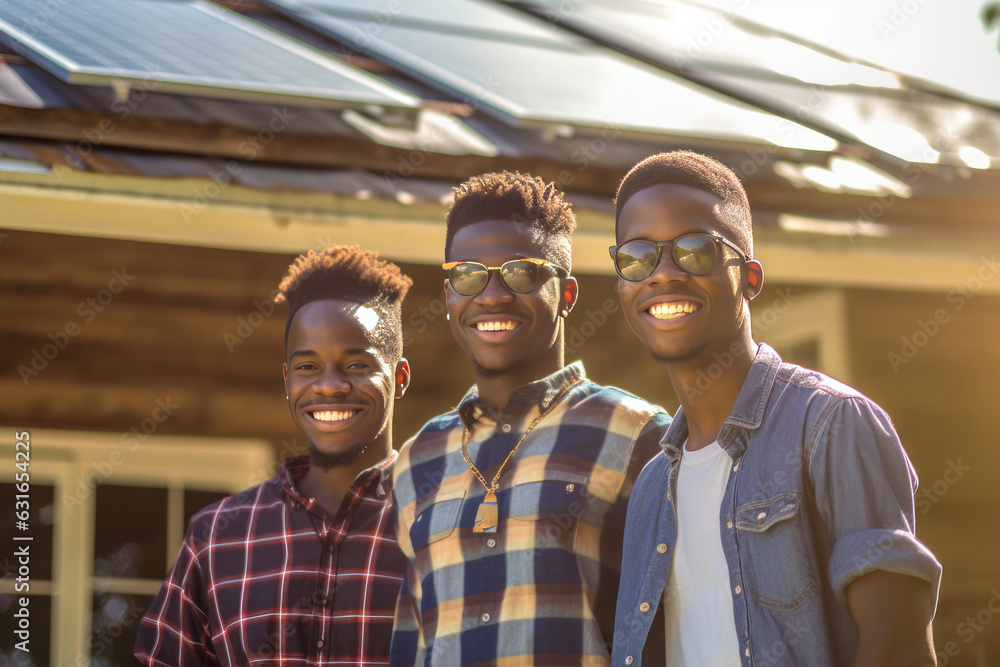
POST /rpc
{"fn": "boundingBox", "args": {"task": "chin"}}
[308,440,370,471]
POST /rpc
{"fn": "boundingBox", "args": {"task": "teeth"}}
[476,321,518,332]
[311,410,358,422]
[648,302,699,319]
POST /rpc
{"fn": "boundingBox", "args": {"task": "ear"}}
[394,358,411,399]
[282,362,290,396]
[744,260,764,301]
[561,276,580,315]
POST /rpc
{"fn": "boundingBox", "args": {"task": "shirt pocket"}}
[508,470,588,549]
[736,492,819,611]
[410,488,466,551]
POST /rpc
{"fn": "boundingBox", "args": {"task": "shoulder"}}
[770,362,890,424]
[576,381,670,422]
[396,409,461,464]
[184,475,284,548]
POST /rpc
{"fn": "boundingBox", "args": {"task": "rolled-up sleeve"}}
[808,397,941,611]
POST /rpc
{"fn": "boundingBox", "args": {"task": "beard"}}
[308,440,370,472]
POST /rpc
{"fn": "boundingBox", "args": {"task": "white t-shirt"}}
[663,440,741,666]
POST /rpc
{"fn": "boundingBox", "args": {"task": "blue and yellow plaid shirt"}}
[390,362,671,665]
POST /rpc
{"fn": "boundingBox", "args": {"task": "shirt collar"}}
[457,361,586,428]
[661,343,782,462]
[279,450,398,505]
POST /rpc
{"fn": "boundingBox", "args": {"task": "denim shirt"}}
[612,344,941,667]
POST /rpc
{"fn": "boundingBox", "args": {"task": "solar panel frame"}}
[0,0,420,110]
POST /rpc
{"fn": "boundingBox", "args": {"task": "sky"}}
[693,0,1000,105]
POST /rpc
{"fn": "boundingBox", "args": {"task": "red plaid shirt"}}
[135,453,406,666]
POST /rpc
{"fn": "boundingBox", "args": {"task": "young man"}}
[609,151,942,666]
[135,245,413,664]
[390,172,671,665]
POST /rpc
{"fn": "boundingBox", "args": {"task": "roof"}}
[1,0,999,287]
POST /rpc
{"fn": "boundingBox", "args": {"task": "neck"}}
[474,348,566,413]
[299,438,391,517]
[667,332,757,452]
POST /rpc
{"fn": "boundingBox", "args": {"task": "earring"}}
[560,309,569,318]
[446,312,450,321]
[285,395,289,400]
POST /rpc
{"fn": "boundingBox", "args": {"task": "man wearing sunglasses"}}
[609,151,941,666]
[390,171,671,665]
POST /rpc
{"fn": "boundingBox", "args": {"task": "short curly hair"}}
[615,151,754,258]
[445,171,577,272]
[275,245,412,361]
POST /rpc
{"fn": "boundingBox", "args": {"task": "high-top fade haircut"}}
[275,245,413,362]
[615,151,754,259]
[445,171,578,273]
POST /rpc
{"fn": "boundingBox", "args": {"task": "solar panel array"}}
[501,0,1000,165]
[260,0,837,150]
[0,0,419,109]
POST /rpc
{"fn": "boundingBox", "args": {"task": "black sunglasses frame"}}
[609,233,746,282]
[442,258,569,296]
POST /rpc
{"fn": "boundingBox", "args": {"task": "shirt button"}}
[481,613,491,623]
[625,656,634,665]
[733,463,740,472]
[317,640,324,649]
[487,538,496,548]
[734,585,742,595]
[656,543,667,553]
[501,424,511,433]
[639,602,650,613]
[726,520,733,529]
[745,647,750,657]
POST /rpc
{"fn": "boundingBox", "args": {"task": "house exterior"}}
[1,0,998,662]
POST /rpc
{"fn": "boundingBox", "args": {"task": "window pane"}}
[0,594,51,665]
[92,592,155,666]
[0,483,54,581]
[183,489,230,529]
[93,486,167,579]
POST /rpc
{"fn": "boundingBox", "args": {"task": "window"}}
[0,429,273,665]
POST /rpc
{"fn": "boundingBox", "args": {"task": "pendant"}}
[472,490,498,533]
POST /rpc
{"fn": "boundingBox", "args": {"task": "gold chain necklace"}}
[461,376,582,533]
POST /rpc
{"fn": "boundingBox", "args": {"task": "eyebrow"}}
[288,347,379,361]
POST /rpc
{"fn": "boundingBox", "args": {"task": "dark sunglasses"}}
[609,233,746,282]
[442,258,568,296]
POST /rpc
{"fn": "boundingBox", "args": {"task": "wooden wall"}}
[0,229,671,454]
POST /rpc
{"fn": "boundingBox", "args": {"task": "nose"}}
[473,269,514,306]
[645,246,688,284]
[312,366,351,396]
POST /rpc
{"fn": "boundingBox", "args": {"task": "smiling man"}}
[609,152,941,666]
[389,172,671,665]
[136,245,412,665]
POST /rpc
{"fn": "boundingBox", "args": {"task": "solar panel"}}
[502,0,1000,166]
[261,0,835,150]
[0,0,419,109]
